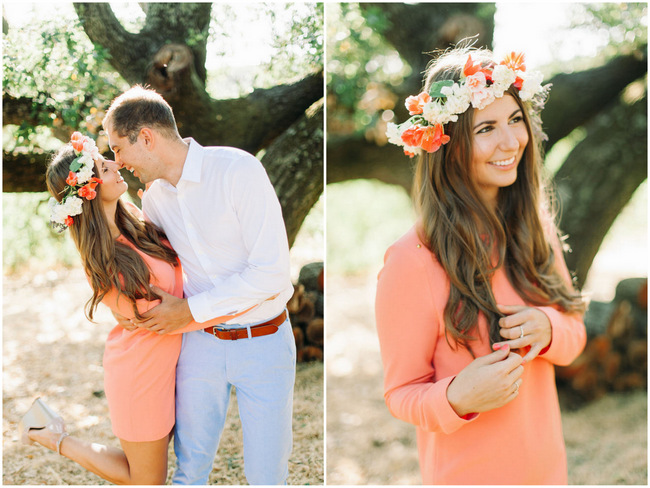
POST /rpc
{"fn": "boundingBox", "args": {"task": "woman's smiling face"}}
[470,94,529,206]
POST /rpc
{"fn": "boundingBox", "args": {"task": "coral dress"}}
[375,226,587,484]
[100,234,245,442]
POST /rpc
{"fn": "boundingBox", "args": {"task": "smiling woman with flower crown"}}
[375,45,587,484]
[20,131,244,484]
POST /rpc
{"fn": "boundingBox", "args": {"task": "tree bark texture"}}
[262,101,324,247]
[556,95,647,286]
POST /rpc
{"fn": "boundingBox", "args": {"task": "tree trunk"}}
[556,95,647,286]
[262,101,324,247]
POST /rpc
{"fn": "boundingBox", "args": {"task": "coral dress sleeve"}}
[376,244,476,435]
[537,233,587,366]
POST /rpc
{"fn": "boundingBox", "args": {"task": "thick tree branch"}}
[556,94,647,285]
[360,3,495,78]
[3,150,50,192]
[139,3,211,83]
[73,3,146,84]
[326,135,413,192]
[3,94,72,142]
[262,100,324,247]
[163,69,323,154]
[544,48,647,147]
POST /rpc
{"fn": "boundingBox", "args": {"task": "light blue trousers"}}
[171,316,296,485]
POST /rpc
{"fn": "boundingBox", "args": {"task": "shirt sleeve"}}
[537,233,587,366]
[375,244,477,435]
[186,154,291,322]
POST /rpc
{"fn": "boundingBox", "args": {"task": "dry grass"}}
[3,267,323,485]
[326,272,647,485]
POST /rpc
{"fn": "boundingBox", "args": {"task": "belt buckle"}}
[212,326,226,338]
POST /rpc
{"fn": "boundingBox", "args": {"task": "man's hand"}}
[112,310,138,331]
[132,286,194,335]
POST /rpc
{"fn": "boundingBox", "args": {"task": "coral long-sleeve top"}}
[375,226,586,484]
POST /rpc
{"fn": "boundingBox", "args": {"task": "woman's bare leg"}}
[27,428,171,485]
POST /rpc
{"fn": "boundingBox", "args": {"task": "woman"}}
[376,46,587,484]
[20,132,242,484]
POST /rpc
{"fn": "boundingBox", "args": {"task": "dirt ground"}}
[326,273,647,485]
[2,266,323,485]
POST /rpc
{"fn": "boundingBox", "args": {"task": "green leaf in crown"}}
[69,156,83,173]
[428,80,454,99]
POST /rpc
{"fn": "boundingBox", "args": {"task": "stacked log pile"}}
[288,262,324,362]
[556,278,647,402]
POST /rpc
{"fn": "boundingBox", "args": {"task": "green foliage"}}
[263,3,323,80]
[580,3,647,55]
[3,193,80,274]
[327,3,410,135]
[205,3,323,98]
[326,180,414,275]
[3,13,126,149]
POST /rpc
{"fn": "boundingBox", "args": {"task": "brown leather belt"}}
[204,311,287,340]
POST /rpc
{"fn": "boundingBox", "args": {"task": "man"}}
[103,85,296,485]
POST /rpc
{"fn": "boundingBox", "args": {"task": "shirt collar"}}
[178,137,204,184]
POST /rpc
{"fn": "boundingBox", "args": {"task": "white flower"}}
[492,65,517,95]
[386,122,405,147]
[65,195,84,216]
[519,71,544,101]
[76,164,95,185]
[470,90,495,110]
[403,144,421,157]
[82,139,99,158]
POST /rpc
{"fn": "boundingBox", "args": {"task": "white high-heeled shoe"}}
[19,398,68,453]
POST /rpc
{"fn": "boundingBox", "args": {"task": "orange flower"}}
[87,177,102,190]
[501,52,526,72]
[66,171,78,186]
[401,126,424,147]
[405,92,431,115]
[78,184,97,200]
[463,55,493,82]
[70,132,86,152]
[404,149,417,158]
[420,124,450,153]
[64,215,74,227]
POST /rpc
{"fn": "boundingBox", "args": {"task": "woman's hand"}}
[446,345,524,417]
[495,304,552,363]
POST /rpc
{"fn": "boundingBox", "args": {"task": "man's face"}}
[106,125,158,185]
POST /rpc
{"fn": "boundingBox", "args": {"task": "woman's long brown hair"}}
[413,46,585,355]
[46,144,178,321]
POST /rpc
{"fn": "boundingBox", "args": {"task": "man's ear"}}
[139,127,155,150]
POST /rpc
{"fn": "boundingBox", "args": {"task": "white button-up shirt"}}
[142,138,294,325]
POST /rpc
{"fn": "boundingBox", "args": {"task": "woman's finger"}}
[522,343,544,363]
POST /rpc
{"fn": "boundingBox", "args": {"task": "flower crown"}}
[49,132,103,231]
[386,52,549,157]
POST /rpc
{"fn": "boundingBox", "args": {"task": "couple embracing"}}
[20,86,296,485]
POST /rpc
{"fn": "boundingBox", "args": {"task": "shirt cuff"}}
[430,376,479,434]
[187,292,214,323]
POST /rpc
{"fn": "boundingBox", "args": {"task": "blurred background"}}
[326,2,647,484]
[3,3,323,484]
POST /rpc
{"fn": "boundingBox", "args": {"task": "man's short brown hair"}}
[103,85,179,143]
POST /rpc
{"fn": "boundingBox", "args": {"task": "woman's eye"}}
[510,116,523,124]
[476,126,492,134]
